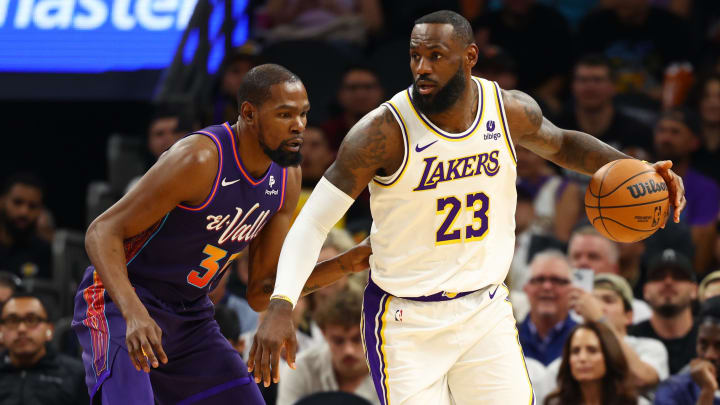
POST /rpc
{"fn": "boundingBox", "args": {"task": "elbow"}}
[633,368,659,390]
[246,279,274,312]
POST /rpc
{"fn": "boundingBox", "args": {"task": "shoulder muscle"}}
[324,105,403,198]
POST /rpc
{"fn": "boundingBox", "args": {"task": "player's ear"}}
[240,101,257,125]
[466,43,479,70]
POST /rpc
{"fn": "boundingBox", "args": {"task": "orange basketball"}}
[585,159,670,243]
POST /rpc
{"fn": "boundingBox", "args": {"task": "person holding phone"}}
[568,274,668,392]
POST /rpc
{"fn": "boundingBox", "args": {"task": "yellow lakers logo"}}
[442,291,458,298]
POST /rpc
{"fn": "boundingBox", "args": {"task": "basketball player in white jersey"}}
[248,10,687,404]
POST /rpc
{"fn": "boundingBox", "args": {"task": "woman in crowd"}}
[545,322,638,405]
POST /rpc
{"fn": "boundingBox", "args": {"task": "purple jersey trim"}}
[225,122,273,187]
[125,213,170,266]
[493,81,517,163]
[176,376,253,405]
[367,277,480,302]
[278,168,287,210]
[178,131,224,211]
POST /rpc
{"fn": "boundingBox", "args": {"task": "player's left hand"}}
[344,237,371,273]
[651,160,686,225]
[247,298,297,387]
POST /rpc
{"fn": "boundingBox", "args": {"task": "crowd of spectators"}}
[4,0,720,404]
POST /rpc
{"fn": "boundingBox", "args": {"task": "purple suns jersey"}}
[119,122,287,305]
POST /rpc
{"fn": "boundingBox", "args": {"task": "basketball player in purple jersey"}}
[72,64,370,404]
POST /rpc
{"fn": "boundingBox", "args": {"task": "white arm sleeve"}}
[271,176,355,307]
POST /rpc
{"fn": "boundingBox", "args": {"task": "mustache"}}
[414,75,438,84]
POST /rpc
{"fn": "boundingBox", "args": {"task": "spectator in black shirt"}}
[629,249,699,374]
[688,74,720,183]
[576,0,693,102]
[474,0,572,114]
[0,292,88,405]
[556,55,654,158]
[0,173,51,280]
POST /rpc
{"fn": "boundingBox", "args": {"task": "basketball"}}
[584,159,670,243]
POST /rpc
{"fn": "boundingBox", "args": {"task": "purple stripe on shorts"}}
[363,281,389,405]
[176,376,253,405]
[367,277,480,302]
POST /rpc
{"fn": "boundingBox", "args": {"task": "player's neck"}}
[424,79,478,134]
[579,380,603,405]
[575,103,614,136]
[649,307,693,339]
[233,123,272,178]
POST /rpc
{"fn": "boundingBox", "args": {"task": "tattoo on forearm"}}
[510,91,542,128]
[554,130,628,175]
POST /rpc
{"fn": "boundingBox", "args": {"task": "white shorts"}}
[361,279,535,405]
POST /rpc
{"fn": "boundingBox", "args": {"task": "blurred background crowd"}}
[3,0,720,404]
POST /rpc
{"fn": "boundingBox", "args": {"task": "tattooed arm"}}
[324,105,405,196]
[502,89,686,221]
[502,89,627,175]
[248,105,404,386]
[294,105,402,294]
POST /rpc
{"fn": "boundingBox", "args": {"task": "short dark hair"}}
[0,291,51,321]
[575,54,615,80]
[237,63,301,109]
[699,295,720,324]
[414,10,474,46]
[341,64,381,82]
[658,106,702,137]
[0,271,21,293]
[2,172,45,199]
[314,287,362,330]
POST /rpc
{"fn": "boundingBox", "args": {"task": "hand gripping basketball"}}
[584,159,685,243]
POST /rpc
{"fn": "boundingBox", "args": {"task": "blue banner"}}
[0,0,202,72]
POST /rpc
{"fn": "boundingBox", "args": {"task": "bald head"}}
[568,227,619,275]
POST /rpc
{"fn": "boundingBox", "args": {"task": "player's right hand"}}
[248,298,297,387]
[125,309,168,373]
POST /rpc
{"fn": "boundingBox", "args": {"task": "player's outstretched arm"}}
[502,88,686,222]
[85,135,219,373]
[247,105,403,387]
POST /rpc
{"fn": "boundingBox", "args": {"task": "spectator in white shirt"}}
[568,273,669,392]
[568,226,652,323]
[277,287,378,405]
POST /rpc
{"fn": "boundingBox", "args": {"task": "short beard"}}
[258,124,302,168]
[412,64,467,115]
[655,303,687,318]
[0,210,34,244]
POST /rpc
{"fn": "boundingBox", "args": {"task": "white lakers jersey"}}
[367,76,518,297]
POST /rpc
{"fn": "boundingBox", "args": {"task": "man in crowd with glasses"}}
[0,292,88,404]
[519,250,577,366]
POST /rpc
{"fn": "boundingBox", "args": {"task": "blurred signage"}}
[0,0,199,72]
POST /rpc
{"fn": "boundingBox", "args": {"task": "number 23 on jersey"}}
[436,192,489,245]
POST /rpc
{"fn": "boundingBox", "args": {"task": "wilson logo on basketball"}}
[626,179,667,199]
